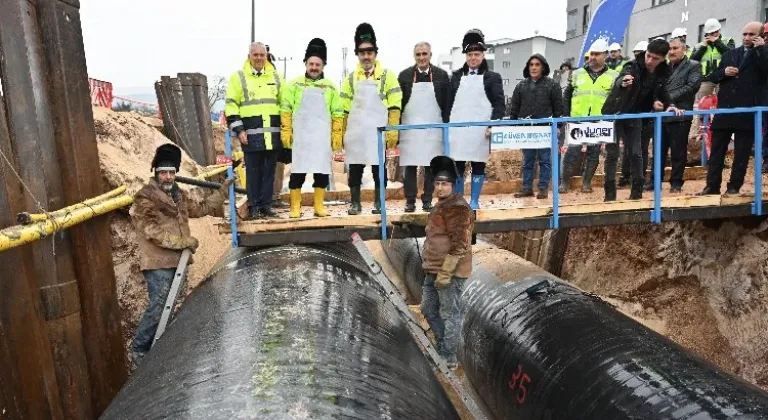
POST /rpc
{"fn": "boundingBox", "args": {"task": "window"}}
[567,9,578,39]
[503,48,511,54]
[503,79,510,85]
[582,5,590,34]
[502,61,511,68]
[764,7,768,22]
[651,0,674,6]
[649,33,671,42]
[487,47,494,54]
[698,19,726,42]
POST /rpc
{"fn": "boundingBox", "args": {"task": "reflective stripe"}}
[573,90,608,98]
[225,98,239,105]
[386,87,401,95]
[237,70,251,102]
[242,98,278,106]
[230,120,243,129]
[246,127,281,134]
[348,72,355,95]
[340,92,352,99]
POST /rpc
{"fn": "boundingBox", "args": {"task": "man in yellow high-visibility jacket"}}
[560,39,619,194]
[280,38,344,219]
[225,42,285,219]
[340,23,402,215]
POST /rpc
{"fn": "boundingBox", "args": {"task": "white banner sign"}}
[490,125,553,150]
[565,121,615,146]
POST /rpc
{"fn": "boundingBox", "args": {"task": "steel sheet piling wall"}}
[190,73,215,165]
[178,73,206,163]
[0,79,65,420]
[0,1,93,418]
[37,0,128,414]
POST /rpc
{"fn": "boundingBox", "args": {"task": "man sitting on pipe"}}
[421,155,475,368]
[128,143,232,370]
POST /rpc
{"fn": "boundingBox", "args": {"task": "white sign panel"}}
[565,121,615,146]
[490,125,553,150]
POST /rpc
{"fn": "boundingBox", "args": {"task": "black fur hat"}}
[304,38,327,63]
[151,143,181,172]
[430,155,459,183]
[462,29,486,53]
[354,23,378,53]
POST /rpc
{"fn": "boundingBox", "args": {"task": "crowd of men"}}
[224,17,768,217]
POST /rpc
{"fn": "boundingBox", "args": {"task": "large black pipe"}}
[100,244,460,419]
[393,243,768,419]
[380,238,425,303]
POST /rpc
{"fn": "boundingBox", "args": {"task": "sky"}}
[80,0,566,96]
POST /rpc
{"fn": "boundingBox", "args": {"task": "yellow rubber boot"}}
[314,188,329,217]
[289,189,302,219]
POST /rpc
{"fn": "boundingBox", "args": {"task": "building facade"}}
[564,0,767,64]
[437,36,565,100]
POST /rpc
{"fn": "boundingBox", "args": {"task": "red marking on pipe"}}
[508,364,532,404]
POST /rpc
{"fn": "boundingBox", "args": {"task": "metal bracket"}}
[152,248,192,347]
[351,234,487,420]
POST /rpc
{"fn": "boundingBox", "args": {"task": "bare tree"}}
[208,76,227,109]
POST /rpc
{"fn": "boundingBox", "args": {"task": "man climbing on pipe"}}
[421,155,475,368]
[281,38,344,218]
[129,143,232,370]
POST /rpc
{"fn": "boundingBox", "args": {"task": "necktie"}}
[470,71,477,75]
[365,71,372,78]
[256,71,262,77]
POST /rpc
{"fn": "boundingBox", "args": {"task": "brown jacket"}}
[421,193,475,278]
[131,179,225,271]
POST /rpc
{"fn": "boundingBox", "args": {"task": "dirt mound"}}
[561,221,768,390]
[485,150,523,182]
[93,106,231,354]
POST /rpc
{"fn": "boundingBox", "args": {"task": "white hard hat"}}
[609,42,622,51]
[589,39,609,53]
[633,41,648,52]
[671,27,687,38]
[704,18,721,34]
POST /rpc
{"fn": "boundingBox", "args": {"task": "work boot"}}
[404,198,416,213]
[422,200,433,212]
[536,189,548,199]
[697,186,720,196]
[289,189,302,219]
[514,189,534,198]
[469,175,485,210]
[725,187,740,196]
[629,180,644,200]
[644,182,654,191]
[454,176,465,196]
[617,177,631,188]
[313,188,329,217]
[604,182,617,202]
[372,187,382,215]
[272,198,288,208]
[582,159,598,193]
[248,207,261,220]
[348,186,362,215]
[259,207,278,218]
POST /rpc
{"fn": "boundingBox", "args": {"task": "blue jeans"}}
[421,274,465,363]
[522,148,552,191]
[130,268,176,354]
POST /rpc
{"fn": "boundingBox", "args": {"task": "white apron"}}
[343,79,388,165]
[291,86,332,174]
[399,73,443,167]
[448,74,493,162]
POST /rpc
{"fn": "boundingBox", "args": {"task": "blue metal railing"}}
[225,130,239,248]
[375,106,768,239]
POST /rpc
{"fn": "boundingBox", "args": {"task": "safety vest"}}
[696,37,733,75]
[609,58,626,73]
[570,67,619,117]
[224,60,284,150]
[340,61,402,112]
[280,76,344,118]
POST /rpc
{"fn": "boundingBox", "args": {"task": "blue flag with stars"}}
[578,0,637,67]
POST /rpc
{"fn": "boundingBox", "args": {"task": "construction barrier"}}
[88,77,113,108]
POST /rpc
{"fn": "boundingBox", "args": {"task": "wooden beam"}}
[37,0,128,414]
[0,1,92,418]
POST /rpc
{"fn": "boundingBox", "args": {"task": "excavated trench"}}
[103,239,768,419]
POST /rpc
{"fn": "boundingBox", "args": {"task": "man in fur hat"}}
[129,143,232,369]
[446,29,506,209]
[420,155,475,368]
[340,22,403,215]
[281,38,344,218]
